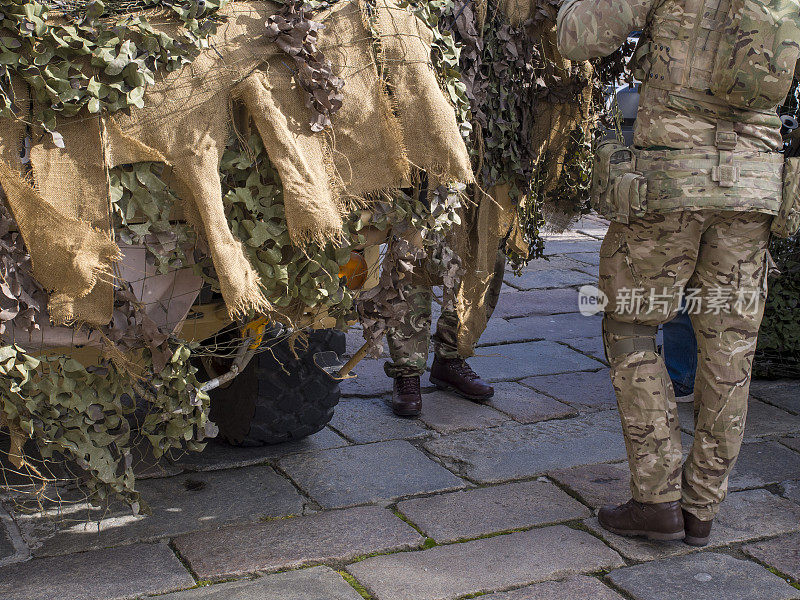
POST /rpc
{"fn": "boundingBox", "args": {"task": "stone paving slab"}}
[418,391,510,434]
[172,428,349,472]
[783,480,800,505]
[783,436,800,453]
[606,552,800,600]
[521,369,615,411]
[487,382,577,424]
[540,239,603,255]
[468,341,603,382]
[480,576,624,600]
[278,440,466,509]
[0,519,14,564]
[329,397,431,443]
[584,488,800,562]
[396,480,590,543]
[158,566,362,600]
[346,525,624,600]
[548,461,631,510]
[480,314,602,345]
[730,441,800,490]
[512,256,594,272]
[678,399,800,440]
[341,357,394,397]
[174,505,423,579]
[0,542,192,600]
[423,411,626,483]
[505,269,595,291]
[21,466,306,557]
[740,399,800,439]
[475,318,547,346]
[492,288,580,319]
[742,532,800,581]
[567,252,601,266]
[131,442,184,479]
[561,336,607,364]
[750,379,800,415]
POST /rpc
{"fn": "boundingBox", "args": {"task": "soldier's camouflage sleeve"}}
[557,0,655,62]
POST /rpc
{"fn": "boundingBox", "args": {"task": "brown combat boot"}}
[682,509,713,546]
[429,357,494,401]
[598,499,685,541]
[392,376,422,417]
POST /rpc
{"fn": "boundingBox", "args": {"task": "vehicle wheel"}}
[208,329,345,446]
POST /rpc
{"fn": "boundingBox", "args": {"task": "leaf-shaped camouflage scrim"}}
[265,0,345,131]
[0,0,228,137]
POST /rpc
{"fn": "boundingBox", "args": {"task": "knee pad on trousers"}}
[602,316,658,361]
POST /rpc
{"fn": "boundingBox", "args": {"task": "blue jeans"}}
[663,307,697,397]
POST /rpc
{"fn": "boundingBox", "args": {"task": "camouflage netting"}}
[754,79,800,379]
[0,0,631,512]
[0,0,473,513]
[440,0,631,353]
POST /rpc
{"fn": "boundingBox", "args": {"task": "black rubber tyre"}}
[208,329,345,446]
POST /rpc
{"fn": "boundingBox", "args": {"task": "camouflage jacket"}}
[557,0,794,213]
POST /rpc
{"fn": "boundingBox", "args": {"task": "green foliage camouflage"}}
[440,0,627,270]
[217,133,357,324]
[110,162,197,275]
[0,341,211,511]
[754,80,800,378]
[754,232,800,378]
[0,0,228,140]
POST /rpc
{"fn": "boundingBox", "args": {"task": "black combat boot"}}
[429,357,494,401]
[598,499,685,541]
[682,509,713,546]
[392,376,422,417]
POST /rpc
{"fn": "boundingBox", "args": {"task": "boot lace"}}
[397,376,420,394]
[450,359,479,381]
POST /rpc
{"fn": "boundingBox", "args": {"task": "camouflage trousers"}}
[599,210,771,521]
[385,249,506,378]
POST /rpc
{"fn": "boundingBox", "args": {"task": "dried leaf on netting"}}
[266,0,345,132]
[0,200,48,337]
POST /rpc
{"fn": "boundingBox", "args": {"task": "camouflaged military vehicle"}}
[0,0,609,510]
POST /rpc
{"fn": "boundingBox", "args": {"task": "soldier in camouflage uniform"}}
[386,250,504,416]
[558,0,800,545]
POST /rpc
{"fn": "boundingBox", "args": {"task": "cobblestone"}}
[347,525,623,600]
[278,440,466,508]
[0,543,192,600]
[423,412,625,483]
[607,552,800,600]
[174,506,423,579]
[396,480,590,542]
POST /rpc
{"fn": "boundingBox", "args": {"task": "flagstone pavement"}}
[2,215,800,600]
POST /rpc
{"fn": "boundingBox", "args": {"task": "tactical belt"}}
[636,143,784,214]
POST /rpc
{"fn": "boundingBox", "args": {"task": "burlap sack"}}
[236,0,410,244]
[0,0,474,324]
[30,113,118,325]
[322,0,410,199]
[374,0,474,184]
[106,1,280,319]
[0,76,120,327]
